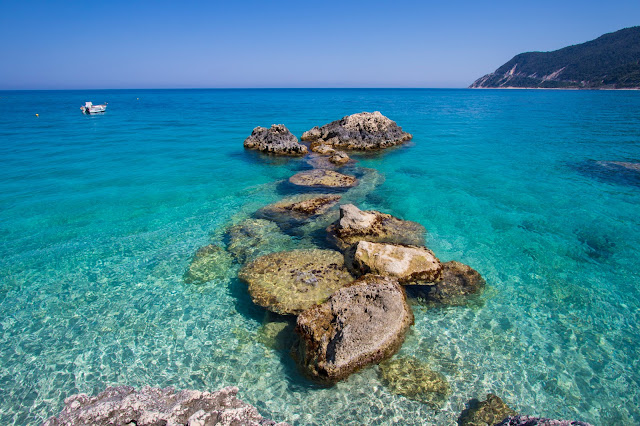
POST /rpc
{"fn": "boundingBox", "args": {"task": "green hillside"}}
[470,26,640,89]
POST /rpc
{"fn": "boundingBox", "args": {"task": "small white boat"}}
[80,101,107,114]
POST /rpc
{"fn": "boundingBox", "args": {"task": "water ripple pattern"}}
[0,89,639,425]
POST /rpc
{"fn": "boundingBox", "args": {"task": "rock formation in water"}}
[405,260,485,306]
[255,194,341,230]
[329,151,350,165]
[347,241,442,284]
[495,415,593,426]
[378,356,450,407]
[238,249,354,315]
[184,244,233,284]
[295,274,413,382]
[244,124,308,155]
[459,393,517,426]
[327,204,426,251]
[225,219,298,264]
[301,112,412,150]
[289,169,357,188]
[43,385,288,426]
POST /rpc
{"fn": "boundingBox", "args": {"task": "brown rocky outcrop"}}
[327,204,425,251]
[244,124,308,155]
[43,385,288,426]
[289,169,357,188]
[459,393,517,426]
[378,356,450,407]
[184,244,233,284]
[405,260,485,306]
[238,249,354,315]
[255,194,341,230]
[329,151,350,165]
[295,275,413,382]
[347,241,442,284]
[301,112,412,150]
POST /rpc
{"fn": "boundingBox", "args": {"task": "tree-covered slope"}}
[470,26,640,89]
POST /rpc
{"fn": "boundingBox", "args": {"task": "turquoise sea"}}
[1,89,639,425]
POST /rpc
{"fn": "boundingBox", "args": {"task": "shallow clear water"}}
[1,89,639,425]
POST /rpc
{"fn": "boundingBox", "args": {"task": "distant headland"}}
[470,26,640,89]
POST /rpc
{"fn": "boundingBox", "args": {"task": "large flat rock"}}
[289,169,357,188]
[238,249,354,315]
[295,275,413,382]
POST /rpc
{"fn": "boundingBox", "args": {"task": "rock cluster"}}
[44,385,287,426]
[244,124,308,155]
[295,275,413,382]
[301,111,412,150]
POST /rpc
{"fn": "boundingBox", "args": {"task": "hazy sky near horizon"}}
[1,0,639,89]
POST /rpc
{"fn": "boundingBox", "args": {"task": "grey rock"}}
[43,385,288,426]
[495,415,592,426]
[255,194,341,230]
[301,112,412,150]
[327,204,426,251]
[244,124,308,156]
[329,151,350,165]
[295,274,413,382]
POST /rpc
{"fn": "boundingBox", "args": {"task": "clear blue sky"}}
[1,0,638,89]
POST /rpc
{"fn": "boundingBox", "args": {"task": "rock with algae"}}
[43,385,288,426]
[238,249,354,315]
[405,260,485,306]
[378,356,450,407]
[289,169,357,189]
[184,244,233,284]
[244,124,307,156]
[301,111,412,150]
[327,204,426,251]
[459,393,517,426]
[295,275,413,382]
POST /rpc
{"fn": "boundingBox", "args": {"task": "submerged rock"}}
[327,204,426,251]
[295,275,413,382]
[496,415,592,426]
[183,244,233,284]
[459,393,517,426]
[347,241,442,284]
[301,111,412,150]
[238,249,354,315]
[329,151,350,165]
[43,385,288,426]
[378,356,450,407]
[225,219,297,264]
[289,169,357,188]
[256,316,297,351]
[406,261,485,306]
[244,124,308,156]
[255,194,341,230]
[310,143,335,155]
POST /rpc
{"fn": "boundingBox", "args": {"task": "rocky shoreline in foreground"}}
[46,112,591,425]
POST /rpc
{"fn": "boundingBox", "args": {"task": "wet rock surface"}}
[184,244,233,284]
[225,219,299,264]
[459,393,517,426]
[301,111,412,150]
[406,260,485,306]
[496,415,592,426]
[295,275,413,382]
[255,194,341,230]
[238,249,354,315]
[43,385,287,426]
[347,241,442,284]
[327,204,426,251]
[329,151,350,165]
[378,356,450,407]
[244,124,308,156]
[289,169,357,188]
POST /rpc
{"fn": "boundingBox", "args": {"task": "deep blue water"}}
[1,89,639,425]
